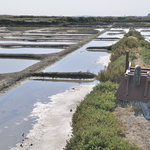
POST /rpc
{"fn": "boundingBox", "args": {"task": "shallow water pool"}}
[0,47,64,54]
[0,59,39,73]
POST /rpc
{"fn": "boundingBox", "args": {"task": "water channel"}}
[43,40,115,74]
[136,28,150,41]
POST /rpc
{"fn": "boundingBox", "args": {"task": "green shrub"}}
[111,37,138,50]
[139,40,150,48]
[95,81,118,93]
[66,126,135,150]
[140,48,150,64]
[98,55,126,83]
[65,81,139,150]
[124,30,144,40]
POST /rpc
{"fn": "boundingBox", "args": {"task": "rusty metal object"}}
[116,51,150,102]
[116,72,150,102]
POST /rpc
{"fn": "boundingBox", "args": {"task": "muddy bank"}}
[31,72,96,81]
[0,53,46,60]
[86,46,108,52]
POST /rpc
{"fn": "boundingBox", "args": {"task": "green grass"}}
[140,48,150,64]
[139,40,150,65]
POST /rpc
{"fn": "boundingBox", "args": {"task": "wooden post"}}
[125,50,129,72]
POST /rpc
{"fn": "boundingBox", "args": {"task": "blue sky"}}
[0,0,150,16]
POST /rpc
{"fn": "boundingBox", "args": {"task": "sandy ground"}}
[114,106,150,150]
[12,84,95,150]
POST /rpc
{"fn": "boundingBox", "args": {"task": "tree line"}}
[1,15,150,27]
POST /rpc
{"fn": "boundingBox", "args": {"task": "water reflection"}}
[43,44,111,74]
[0,59,39,73]
[99,32,124,38]
[0,48,64,54]
[95,28,105,32]
[99,28,129,39]
[136,28,150,42]
[110,28,129,32]
[87,40,116,47]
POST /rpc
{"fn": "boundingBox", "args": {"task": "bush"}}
[124,30,144,40]
[66,125,137,150]
[98,34,138,83]
[139,40,150,48]
[98,55,126,83]
[65,81,139,150]
[140,48,150,64]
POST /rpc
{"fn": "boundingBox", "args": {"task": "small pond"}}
[0,59,39,73]
[99,28,129,39]
[0,48,64,54]
[99,32,124,38]
[136,28,150,41]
